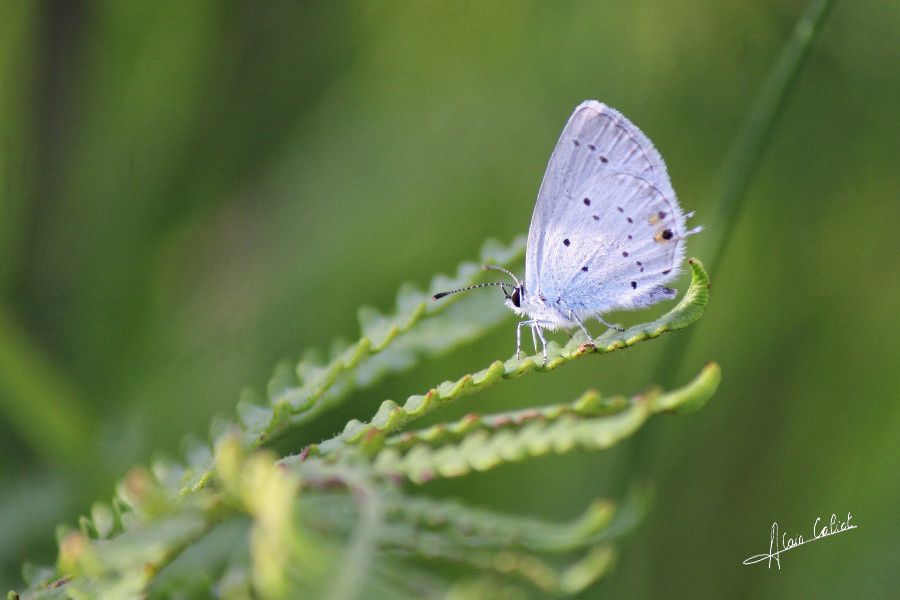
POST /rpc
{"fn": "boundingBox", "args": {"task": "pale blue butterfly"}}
[435,100,701,359]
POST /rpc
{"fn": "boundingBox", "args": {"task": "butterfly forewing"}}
[525,101,674,290]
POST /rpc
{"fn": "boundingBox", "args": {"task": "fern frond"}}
[175,237,526,494]
[13,246,715,600]
[368,363,720,483]
[258,235,525,443]
[312,258,709,457]
[382,389,628,452]
[382,494,618,554]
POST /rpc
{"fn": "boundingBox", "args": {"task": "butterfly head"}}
[504,282,529,317]
[509,284,521,308]
[478,265,527,316]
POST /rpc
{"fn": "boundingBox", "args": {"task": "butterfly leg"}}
[516,320,544,358]
[558,300,593,343]
[516,320,537,359]
[532,322,549,362]
[595,314,625,333]
[515,321,525,359]
[516,320,552,360]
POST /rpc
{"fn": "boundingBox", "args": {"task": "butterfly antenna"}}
[482,264,520,287]
[432,281,509,301]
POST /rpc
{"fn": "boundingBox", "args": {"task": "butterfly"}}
[434,100,701,359]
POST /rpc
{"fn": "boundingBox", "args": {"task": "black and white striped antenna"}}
[432,281,509,300]
[432,264,520,300]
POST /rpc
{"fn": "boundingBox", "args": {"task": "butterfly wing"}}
[538,170,695,316]
[525,101,674,292]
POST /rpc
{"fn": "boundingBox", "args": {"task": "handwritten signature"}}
[743,512,857,569]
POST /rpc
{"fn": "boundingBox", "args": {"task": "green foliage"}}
[7,1,897,598]
[369,363,719,484]
[10,243,716,599]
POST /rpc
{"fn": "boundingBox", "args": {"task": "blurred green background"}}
[2,0,898,596]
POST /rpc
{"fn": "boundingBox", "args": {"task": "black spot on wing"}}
[654,228,674,242]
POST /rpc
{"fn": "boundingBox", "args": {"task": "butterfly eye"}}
[510,286,521,308]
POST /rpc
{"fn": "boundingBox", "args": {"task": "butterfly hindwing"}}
[533,169,689,314]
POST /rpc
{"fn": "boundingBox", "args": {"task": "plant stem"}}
[625,2,836,594]
[655,0,836,385]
